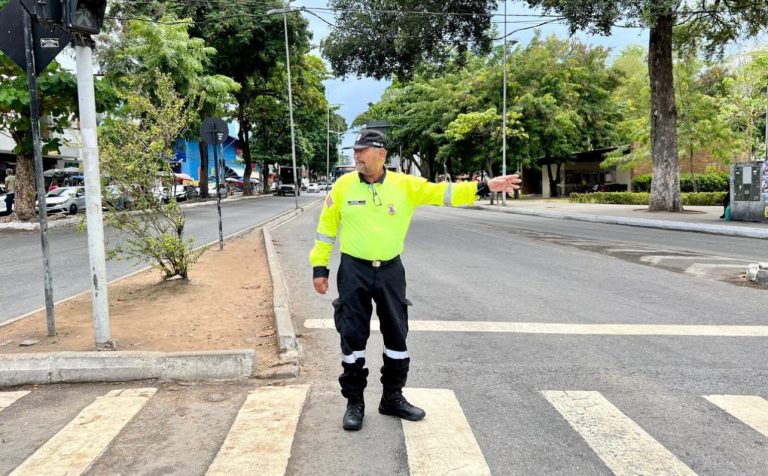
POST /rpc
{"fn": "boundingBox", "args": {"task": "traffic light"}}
[63,0,106,34]
[19,0,63,23]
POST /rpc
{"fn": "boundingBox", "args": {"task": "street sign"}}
[201,117,228,145]
[0,0,71,75]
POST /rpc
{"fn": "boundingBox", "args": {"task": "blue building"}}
[173,136,258,181]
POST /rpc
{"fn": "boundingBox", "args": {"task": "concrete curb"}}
[0,199,321,387]
[262,199,324,377]
[477,205,768,239]
[0,350,255,387]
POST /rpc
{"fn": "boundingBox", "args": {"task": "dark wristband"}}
[476,182,490,196]
[313,266,330,279]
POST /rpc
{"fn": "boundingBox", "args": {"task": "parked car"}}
[42,186,86,214]
[208,183,227,198]
[307,183,319,193]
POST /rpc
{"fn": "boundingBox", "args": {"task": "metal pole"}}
[213,135,223,250]
[75,39,112,348]
[501,0,508,205]
[23,8,56,336]
[764,84,767,161]
[283,4,299,210]
[326,104,330,185]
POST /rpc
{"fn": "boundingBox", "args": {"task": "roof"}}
[536,147,621,166]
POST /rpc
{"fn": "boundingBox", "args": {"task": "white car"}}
[307,183,320,193]
[43,186,86,214]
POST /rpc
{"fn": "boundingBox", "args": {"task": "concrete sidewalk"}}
[476,198,768,239]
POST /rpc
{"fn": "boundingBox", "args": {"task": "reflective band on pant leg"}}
[342,350,367,364]
[384,348,409,360]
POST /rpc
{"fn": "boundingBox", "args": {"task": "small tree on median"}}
[99,72,204,280]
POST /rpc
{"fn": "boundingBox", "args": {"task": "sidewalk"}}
[476,198,768,239]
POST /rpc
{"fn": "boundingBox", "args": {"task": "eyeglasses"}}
[369,184,382,206]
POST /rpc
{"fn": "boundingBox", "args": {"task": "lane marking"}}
[684,263,747,277]
[640,255,744,265]
[401,388,491,476]
[206,385,310,476]
[0,391,30,412]
[704,395,768,438]
[542,390,696,476]
[304,319,768,337]
[10,387,156,476]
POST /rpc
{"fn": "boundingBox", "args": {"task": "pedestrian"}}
[309,129,521,431]
[3,169,15,217]
[48,180,59,192]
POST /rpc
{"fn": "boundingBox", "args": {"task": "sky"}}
[294,0,649,150]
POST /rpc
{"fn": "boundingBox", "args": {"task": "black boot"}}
[343,397,365,431]
[378,391,425,421]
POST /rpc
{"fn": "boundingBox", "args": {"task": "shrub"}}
[631,173,729,193]
[570,191,727,206]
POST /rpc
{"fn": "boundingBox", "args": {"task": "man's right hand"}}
[313,277,329,294]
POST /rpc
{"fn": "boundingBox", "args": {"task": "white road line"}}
[0,391,30,412]
[684,263,747,277]
[401,388,491,476]
[303,319,768,337]
[704,395,768,438]
[10,387,156,476]
[206,385,310,476]
[542,391,696,476]
[640,255,745,265]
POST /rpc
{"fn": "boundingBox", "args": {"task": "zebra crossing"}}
[0,386,766,475]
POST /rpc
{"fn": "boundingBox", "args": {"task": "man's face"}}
[354,147,385,176]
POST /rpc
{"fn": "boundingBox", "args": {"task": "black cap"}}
[352,129,387,150]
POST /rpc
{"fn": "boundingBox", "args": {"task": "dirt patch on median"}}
[0,229,284,375]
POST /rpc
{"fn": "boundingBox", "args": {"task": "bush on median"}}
[569,191,727,206]
[631,173,729,192]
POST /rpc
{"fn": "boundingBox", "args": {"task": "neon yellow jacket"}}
[309,170,480,270]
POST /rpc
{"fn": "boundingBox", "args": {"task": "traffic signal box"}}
[63,0,107,34]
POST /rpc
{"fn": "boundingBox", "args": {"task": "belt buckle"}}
[372,260,381,268]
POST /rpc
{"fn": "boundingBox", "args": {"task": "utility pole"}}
[75,35,111,348]
[326,104,330,184]
[501,0,508,205]
[22,6,56,336]
[282,0,299,210]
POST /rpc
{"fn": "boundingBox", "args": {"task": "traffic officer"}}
[310,129,522,431]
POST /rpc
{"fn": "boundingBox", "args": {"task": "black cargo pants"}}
[334,253,411,399]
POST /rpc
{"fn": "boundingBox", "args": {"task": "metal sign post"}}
[202,117,228,251]
[22,7,56,335]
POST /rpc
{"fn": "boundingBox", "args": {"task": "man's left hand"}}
[487,174,522,194]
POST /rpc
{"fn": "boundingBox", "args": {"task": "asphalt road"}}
[274,205,768,475]
[2,204,766,475]
[0,194,319,323]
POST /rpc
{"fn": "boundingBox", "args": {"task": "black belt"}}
[343,253,400,268]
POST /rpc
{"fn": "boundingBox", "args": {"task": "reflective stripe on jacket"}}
[309,170,479,268]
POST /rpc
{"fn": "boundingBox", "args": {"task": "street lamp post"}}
[502,0,508,205]
[327,103,342,185]
[267,1,300,209]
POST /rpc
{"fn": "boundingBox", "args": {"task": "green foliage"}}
[99,73,203,280]
[632,173,729,192]
[569,191,726,205]
[569,192,650,205]
[322,0,495,80]
[359,35,623,181]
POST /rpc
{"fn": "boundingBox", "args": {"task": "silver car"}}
[44,186,86,214]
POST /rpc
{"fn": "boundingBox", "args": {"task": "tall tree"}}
[117,0,312,195]
[523,0,768,211]
[322,0,496,80]
[98,14,239,198]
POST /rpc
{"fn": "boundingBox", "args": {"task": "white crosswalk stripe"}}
[206,385,310,476]
[0,391,29,412]
[4,385,768,475]
[9,387,156,476]
[542,390,696,476]
[704,395,768,438]
[402,388,491,476]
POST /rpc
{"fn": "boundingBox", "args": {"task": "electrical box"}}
[730,161,767,222]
